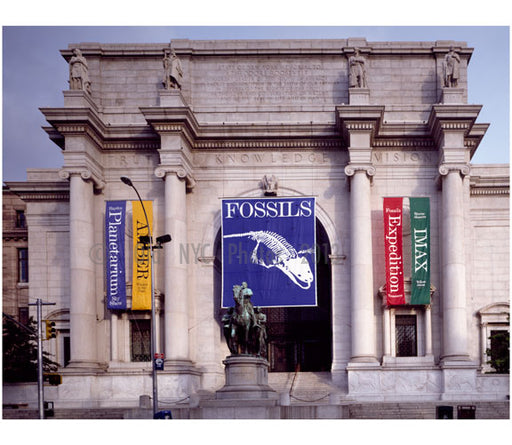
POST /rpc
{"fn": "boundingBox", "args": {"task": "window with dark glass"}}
[396,314,417,357]
[18,248,28,283]
[130,319,151,362]
[15,210,26,228]
[18,307,29,326]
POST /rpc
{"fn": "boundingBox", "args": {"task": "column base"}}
[64,360,104,373]
[347,356,380,366]
[440,355,474,367]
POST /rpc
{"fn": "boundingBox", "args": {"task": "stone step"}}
[3,401,508,419]
[268,371,339,404]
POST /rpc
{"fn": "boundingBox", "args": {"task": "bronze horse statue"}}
[222,282,268,357]
[229,282,256,355]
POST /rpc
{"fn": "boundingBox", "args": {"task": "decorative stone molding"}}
[194,139,341,150]
[59,167,106,190]
[328,254,347,265]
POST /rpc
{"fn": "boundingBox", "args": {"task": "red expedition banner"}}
[383,197,405,305]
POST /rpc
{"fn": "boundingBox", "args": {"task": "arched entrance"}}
[214,219,332,372]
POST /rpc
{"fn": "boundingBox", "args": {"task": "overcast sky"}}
[2,25,509,182]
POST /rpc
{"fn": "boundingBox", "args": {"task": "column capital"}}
[155,165,196,189]
[438,163,471,177]
[344,164,376,178]
[59,167,105,190]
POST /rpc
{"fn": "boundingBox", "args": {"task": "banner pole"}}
[120,177,158,418]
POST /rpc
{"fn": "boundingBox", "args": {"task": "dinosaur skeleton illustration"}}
[223,230,314,289]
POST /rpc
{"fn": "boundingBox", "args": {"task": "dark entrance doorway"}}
[215,219,332,373]
[265,220,332,372]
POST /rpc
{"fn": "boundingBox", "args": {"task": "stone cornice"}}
[470,172,510,196]
[335,105,386,146]
[3,181,70,202]
[41,106,159,151]
[61,40,472,58]
[427,104,484,147]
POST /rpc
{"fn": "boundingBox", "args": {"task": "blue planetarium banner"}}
[221,197,316,308]
[105,200,127,309]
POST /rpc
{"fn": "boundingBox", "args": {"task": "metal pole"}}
[149,232,158,417]
[121,177,158,417]
[28,299,56,420]
[36,299,44,419]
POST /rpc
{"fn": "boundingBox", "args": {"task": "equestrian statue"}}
[222,282,267,357]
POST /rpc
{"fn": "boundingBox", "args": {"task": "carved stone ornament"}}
[262,174,278,196]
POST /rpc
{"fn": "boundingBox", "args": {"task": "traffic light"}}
[45,320,56,339]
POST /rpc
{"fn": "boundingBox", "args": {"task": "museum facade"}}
[4,38,509,415]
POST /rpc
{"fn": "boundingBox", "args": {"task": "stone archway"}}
[213,217,333,372]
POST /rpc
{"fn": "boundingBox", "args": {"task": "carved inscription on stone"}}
[193,58,343,105]
[105,153,158,169]
[193,151,344,167]
[372,151,435,165]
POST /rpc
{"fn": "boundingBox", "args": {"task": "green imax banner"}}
[410,197,430,304]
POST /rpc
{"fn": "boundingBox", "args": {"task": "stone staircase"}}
[3,372,509,419]
[269,371,337,404]
[347,401,509,419]
[3,401,509,419]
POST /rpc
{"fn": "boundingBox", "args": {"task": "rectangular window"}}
[16,210,26,228]
[63,336,71,367]
[18,248,28,283]
[18,307,29,326]
[396,315,417,357]
[130,319,151,362]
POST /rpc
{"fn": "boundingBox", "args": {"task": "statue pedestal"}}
[441,87,465,104]
[349,87,370,105]
[215,355,278,400]
[159,89,188,107]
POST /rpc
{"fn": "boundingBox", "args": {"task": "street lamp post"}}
[121,176,170,418]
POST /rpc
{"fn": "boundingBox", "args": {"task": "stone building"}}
[3,38,509,418]
[2,187,29,324]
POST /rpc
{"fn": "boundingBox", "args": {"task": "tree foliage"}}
[486,329,510,374]
[2,315,58,383]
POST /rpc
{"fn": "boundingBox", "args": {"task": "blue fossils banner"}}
[221,197,316,307]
